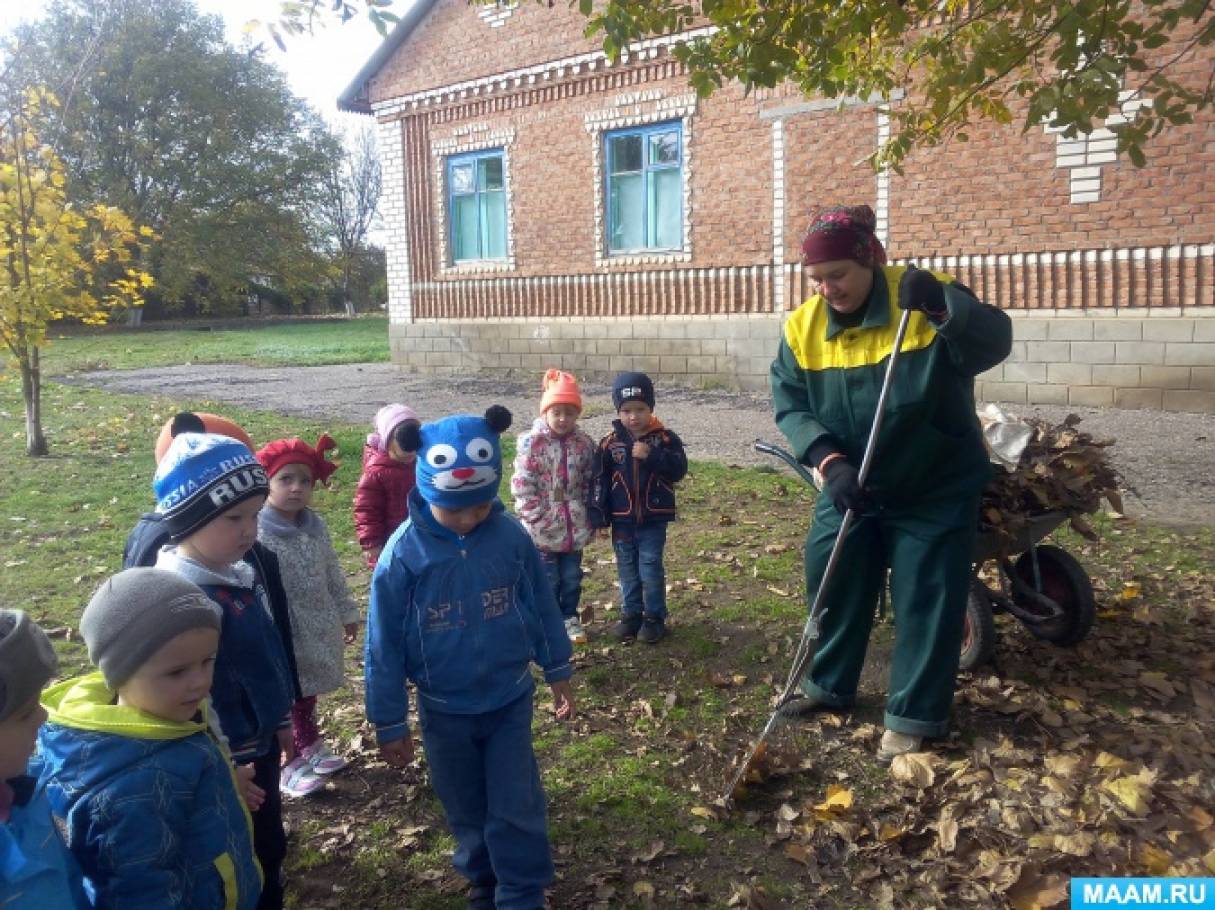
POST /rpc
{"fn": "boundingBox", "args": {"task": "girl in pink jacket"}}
[511,370,597,645]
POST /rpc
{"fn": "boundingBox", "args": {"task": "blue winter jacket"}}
[365,489,573,745]
[37,673,262,910]
[1,761,88,909]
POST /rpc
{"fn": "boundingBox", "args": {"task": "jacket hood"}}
[42,673,208,741]
[155,546,254,588]
[407,486,505,542]
[258,505,325,539]
[363,443,410,471]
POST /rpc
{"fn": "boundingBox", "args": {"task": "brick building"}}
[340,0,1215,413]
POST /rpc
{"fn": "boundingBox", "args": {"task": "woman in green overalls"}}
[770,205,1012,762]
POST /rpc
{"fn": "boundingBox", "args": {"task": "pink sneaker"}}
[301,740,348,776]
[280,756,325,798]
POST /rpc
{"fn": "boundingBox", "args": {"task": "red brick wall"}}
[782,112,877,263]
[372,3,1215,316]
[890,100,1214,254]
[371,0,603,103]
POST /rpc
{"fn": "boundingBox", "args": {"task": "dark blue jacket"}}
[365,490,573,745]
[38,674,261,910]
[154,549,295,762]
[590,418,687,528]
[125,513,302,749]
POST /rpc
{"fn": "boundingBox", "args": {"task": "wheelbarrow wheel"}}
[1013,545,1096,647]
[960,580,997,671]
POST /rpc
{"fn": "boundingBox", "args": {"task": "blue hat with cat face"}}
[402,406,512,509]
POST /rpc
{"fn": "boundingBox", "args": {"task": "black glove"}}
[821,457,870,515]
[898,266,947,317]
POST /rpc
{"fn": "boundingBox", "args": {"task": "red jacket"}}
[354,444,415,565]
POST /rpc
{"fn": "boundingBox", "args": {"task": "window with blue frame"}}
[605,122,683,253]
[447,149,507,262]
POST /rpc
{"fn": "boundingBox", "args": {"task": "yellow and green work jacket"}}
[771,265,1012,520]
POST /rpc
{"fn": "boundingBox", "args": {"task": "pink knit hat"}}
[369,403,419,451]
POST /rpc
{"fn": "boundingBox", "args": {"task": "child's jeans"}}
[539,550,583,620]
[291,696,320,753]
[250,743,286,910]
[612,523,668,621]
[417,690,552,910]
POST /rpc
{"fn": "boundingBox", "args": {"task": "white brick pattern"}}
[368,27,717,117]
[477,0,518,28]
[377,118,412,325]
[1044,88,1151,204]
[771,118,785,312]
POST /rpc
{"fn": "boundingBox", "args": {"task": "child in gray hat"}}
[0,609,86,909]
[36,569,262,910]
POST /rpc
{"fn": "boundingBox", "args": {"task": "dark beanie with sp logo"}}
[611,372,655,411]
[152,432,269,540]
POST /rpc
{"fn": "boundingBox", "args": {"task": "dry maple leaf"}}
[890,752,937,788]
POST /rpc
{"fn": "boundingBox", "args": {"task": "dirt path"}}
[67,362,1215,526]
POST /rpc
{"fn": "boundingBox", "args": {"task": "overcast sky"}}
[0,0,406,129]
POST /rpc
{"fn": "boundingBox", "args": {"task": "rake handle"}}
[727,308,914,803]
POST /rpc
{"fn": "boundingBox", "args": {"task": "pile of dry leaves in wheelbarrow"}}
[978,410,1123,554]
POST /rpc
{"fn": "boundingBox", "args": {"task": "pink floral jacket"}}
[511,418,597,554]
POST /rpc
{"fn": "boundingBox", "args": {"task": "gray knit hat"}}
[0,609,58,723]
[80,569,222,689]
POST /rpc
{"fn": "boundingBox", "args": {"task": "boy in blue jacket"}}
[150,432,297,910]
[591,372,688,644]
[0,610,86,909]
[365,406,575,910]
[38,569,261,909]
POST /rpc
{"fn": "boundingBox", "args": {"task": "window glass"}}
[605,123,682,253]
[447,149,507,262]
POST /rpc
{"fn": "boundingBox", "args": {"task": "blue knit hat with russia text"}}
[153,432,268,540]
[402,406,512,510]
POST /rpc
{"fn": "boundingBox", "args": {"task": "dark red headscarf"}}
[801,204,887,267]
[256,435,339,485]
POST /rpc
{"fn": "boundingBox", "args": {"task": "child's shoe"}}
[467,881,496,910]
[280,756,325,798]
[612,614,643,641]
[301,739,349,776]
[564,616,589,645]
[637,616,666,644]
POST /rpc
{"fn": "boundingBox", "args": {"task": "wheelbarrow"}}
[753,440,1097,671]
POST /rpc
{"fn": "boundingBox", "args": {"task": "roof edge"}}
[337,0,439,115]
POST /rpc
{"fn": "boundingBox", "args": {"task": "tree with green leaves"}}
[5,0,342,316]
[1,88,150,455]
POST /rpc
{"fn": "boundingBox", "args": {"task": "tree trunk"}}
[342,261,355,318]
[20,349,47,456]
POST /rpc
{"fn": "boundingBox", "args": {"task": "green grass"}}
[3,351,1213,907]
[37,316,390,374]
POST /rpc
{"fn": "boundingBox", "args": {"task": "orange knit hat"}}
[539,369,582,414]
[153,412,254,464]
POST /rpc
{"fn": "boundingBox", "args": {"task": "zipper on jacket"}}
[560,434,574,551]
[633,429,644,524]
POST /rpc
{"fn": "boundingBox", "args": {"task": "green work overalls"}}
[770,264,1012,736]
